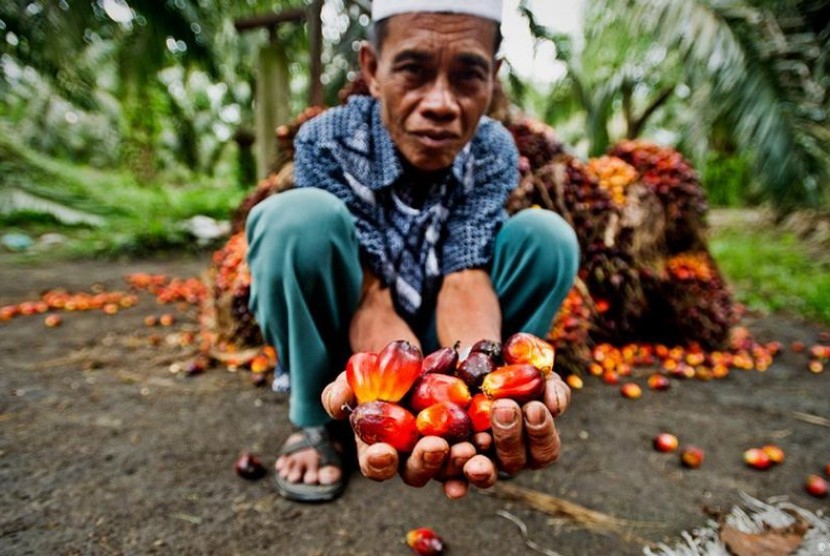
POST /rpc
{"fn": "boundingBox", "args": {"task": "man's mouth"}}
[409,130,460,149]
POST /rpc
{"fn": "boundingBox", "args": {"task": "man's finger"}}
[523,401,560,469]
[543,374,571,418]
[490,399,526,474]
[401,436,450,487]
[463,454,497,489]
[435,441,476,481]
[356,437,399,481]
[322,371,356,420]
[472,432,492,453]
[442,479,469,499]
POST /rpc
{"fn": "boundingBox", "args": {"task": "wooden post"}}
[309,0,324,106]
[255,32,291,178]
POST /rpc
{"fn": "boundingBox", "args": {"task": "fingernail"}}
[523,404,546,428]
[424,451,444,465]
[492,407,516,428]
[370,453,394,470]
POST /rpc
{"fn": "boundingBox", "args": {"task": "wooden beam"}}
[234,8,306,32]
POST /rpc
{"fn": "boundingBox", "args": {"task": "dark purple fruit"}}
[470,339,502,361]
[234,452,267,480]
[456,352,496,391]
[422,345,459,375]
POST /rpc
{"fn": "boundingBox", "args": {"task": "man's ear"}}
[358,42,382,98]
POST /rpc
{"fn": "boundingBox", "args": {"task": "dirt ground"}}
[1,255,828,556]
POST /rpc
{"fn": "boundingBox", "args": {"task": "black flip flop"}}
[275,426,346,503]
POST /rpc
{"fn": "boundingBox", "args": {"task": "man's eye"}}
[398,64,423,76]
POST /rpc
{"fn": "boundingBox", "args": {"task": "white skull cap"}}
[371,0,503,23]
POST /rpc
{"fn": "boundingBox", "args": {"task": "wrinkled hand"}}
[321,371,570,497]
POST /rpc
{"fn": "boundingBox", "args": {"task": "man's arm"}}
[435,268,501,350]
[350,268,420,353]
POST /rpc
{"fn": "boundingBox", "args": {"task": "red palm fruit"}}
[743,448,772,470]
[409,374,472,412]
[481,364,545,404]
[416,402,471,443]
[653,433,679,453]
[467,393,493,433]
[647,374,671,391]
[234,452,266,480]
[405,527,445,555]
[375,340,423,403]
[422,345,459,375]
[350,401,420,452]
[805,474,828,498]
[761,444,785,464]
[470,339,502,360]
[503,333,555,375]
[456,352,495,390]
[680,445,704,469]
[791,341,805,353]
[825,462,830,477]
[346,352,380,405]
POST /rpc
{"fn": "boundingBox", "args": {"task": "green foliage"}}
[1,129,243,258]
[710,226,830,326]
[701,152,757,208]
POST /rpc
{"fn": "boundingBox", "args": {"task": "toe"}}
[318,465,341,486]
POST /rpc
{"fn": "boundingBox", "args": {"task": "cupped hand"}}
[488,372,571,474]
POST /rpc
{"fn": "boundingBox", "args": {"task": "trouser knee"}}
[245,188,357,281]
[501,209,580,283]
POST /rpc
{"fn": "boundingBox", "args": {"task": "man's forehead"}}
[382,12,498,56]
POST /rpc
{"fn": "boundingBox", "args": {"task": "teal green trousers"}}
[246,188,579,426]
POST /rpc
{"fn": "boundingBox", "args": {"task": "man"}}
[245,0,579,502]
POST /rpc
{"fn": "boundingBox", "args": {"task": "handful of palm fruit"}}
[347,333,555,452]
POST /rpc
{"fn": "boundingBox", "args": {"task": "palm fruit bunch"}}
[547,284,595,376]
[585,155,638,207]
[505,118,565,169]
[608,139,708,253]
[201,232,262,354]
[347,334,554,453]
[645,251,739,350]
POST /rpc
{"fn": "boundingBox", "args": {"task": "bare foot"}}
[275,432,342,486]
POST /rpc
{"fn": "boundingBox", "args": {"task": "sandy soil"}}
[1,255,828,555]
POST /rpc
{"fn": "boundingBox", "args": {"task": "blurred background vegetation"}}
[0,0,828,320]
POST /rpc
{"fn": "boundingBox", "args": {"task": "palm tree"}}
[521,0,829,208]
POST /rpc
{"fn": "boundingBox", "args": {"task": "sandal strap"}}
[279,426,341,469]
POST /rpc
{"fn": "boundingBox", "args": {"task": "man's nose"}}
[420,76,459,121]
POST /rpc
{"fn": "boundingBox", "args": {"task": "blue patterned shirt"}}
[294,95,519,330]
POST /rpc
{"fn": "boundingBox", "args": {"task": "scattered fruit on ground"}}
[805,474,828,498]
[44,314,62,327]
[761,445,785,464]
[234,452,266,480]
[743,448,772,470]
[406,527,444,555]
[653,433,679,453]
[681,445,704,469]
[620,382,642,399]
[647,374,670,391]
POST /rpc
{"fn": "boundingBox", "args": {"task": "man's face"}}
[360,13,499,172]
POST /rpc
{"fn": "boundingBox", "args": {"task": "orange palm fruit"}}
[467,393,493,433]
[375,340,423,403]
[350,401,420,452]
[409,374,472,412]
[481,364,545,404]
[503,333,555,375]
[416,402,471,443]
[346,352,380,405]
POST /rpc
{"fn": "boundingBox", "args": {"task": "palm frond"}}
[633,0,829,207]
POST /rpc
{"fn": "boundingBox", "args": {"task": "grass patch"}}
[1,130,245,258]
[710,226,830,326]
